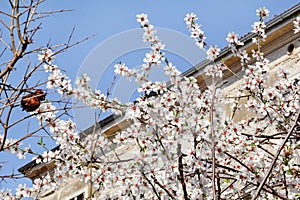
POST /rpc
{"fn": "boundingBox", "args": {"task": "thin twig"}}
[210,78,217,199]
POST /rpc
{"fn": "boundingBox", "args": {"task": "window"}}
[70,193,84,200]
[287,43,295,54]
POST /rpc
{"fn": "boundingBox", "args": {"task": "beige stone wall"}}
[41,178,88,200]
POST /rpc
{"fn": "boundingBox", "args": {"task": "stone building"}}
[19,3,300,199]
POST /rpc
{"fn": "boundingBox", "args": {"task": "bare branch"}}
[177,144,189,200]
[0,19,10,30]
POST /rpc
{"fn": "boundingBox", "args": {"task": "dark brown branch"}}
[151,175,176,199]
[178,150,189,200]
[141,170,161,200]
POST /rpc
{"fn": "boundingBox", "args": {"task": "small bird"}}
[21,89,46,112]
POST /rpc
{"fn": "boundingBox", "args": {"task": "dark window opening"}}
[287,43,295,54]
[70,193,84,200]
[77,193,84,200]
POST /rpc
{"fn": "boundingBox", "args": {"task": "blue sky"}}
[1,0,299,194]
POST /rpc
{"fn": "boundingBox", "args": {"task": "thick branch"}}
[177,146,189,200]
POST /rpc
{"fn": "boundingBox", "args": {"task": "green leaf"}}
[37,137,45,147]
[224,179,230,183]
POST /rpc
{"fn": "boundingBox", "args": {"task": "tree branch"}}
[177,144,189,200]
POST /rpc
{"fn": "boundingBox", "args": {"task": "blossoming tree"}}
[1,1,300,200]
[0,0,90,195]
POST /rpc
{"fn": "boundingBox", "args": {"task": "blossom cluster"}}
[114,13,181,96]
[251,7,269,44]
[138,13,166,78]
[2,7,300,200]
[114,13,169,88]
[206,45,221,61]
[184,13,206,49]
[226,32,245,60]
[0,174,53,199]
[185,13,224,76]
[294,16,300,33]
[41,51,123,114]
